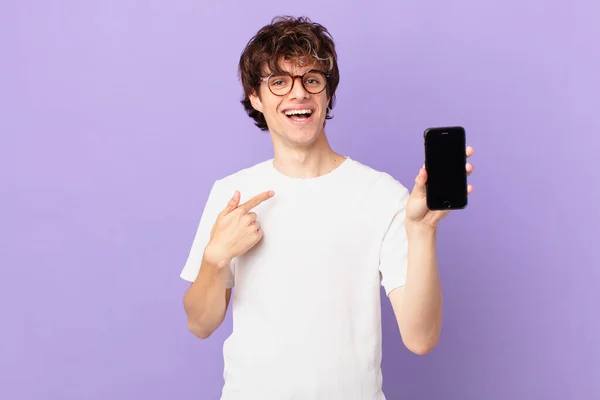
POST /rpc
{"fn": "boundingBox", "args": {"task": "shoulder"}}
[209,159,273,194]
[348,158,410,200]
[343,158,410,217]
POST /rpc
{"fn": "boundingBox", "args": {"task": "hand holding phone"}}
[423,126,468,210]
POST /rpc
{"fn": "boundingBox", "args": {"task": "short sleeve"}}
[379,185,410,296]
[180,179,235,287]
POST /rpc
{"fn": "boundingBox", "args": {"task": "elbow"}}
[187,320,214,339]
[398,316,442,355]
[402,332,440,356]
[183,300,213,340]
[405,340,438,355]
[183,293,211,339]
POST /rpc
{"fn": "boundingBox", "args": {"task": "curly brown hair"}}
[238,16,340,131]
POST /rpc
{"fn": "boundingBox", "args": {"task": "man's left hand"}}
[405,146,474,230]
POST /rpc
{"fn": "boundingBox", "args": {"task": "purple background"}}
[2,0,599,399]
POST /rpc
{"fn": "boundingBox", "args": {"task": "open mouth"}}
[283,109,313,123]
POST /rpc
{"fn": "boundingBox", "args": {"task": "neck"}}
[270,129,345,179]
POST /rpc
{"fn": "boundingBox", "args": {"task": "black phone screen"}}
[424,126,468,210]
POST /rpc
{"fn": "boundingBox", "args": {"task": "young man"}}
[180,16,474,400]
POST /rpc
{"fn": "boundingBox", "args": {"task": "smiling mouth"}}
[283,109,313,122]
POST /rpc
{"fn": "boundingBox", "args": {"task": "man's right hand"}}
[204,190,275,268]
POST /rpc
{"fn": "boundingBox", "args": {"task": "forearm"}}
[183,252,230,339]
[400,224,443,353]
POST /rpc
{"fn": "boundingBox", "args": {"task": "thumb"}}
[219,191,240,217]
[411,166,427,199]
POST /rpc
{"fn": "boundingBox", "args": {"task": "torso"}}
[209,158,409,400]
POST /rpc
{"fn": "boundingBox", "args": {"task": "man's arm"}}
[388,146,473,355]
[181,189,275,339]
[389,224,442,355]
[183,252,232,339]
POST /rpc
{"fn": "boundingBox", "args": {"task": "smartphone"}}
[423,126,468,210]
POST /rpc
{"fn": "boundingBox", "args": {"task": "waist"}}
[221,372,385,400]
[221,338,383,400]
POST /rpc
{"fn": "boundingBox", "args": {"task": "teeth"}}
[284,109,313,116]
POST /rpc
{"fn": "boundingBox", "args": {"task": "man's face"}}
[249,58,330,148]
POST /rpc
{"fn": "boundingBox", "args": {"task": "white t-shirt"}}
[180,157,410,400]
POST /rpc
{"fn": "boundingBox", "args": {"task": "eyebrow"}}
[267,69,326,76]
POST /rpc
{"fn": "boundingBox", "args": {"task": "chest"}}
[233,187,384,288]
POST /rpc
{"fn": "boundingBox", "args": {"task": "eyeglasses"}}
[260,70,329,96]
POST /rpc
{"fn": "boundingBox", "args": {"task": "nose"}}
[289,76,309,99]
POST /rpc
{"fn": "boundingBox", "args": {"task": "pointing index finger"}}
[238,190,275,212]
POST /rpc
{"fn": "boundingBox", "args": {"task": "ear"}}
[249,91,264,113]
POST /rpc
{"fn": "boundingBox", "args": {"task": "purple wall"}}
[3,1,598,399]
